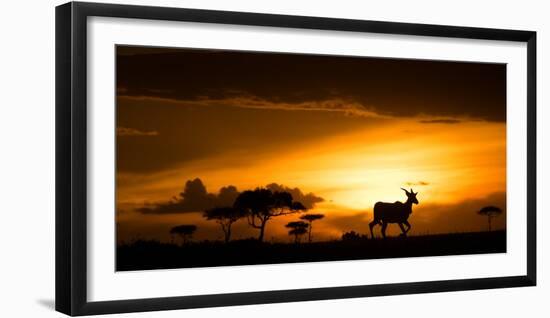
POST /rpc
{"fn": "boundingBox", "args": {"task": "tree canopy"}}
[285,221,309,243]
[300,213,325,242]
[300,214,325,222]
[203,207,246,243]
[234,188,308,242]
[170,224,197,244]
[477,206,503,231]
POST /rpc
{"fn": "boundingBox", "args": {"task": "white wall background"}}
[0,0,547,317]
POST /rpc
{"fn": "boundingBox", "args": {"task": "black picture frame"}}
[55,1,537,316]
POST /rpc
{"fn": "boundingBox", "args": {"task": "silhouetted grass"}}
[116,230,505,271]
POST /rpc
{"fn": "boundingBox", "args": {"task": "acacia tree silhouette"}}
[170,224,197,245]
[203,207,246,243]
[285,221,309,243]
[477,206,502,231]
[234,188,307,242]
[300,213,325,243]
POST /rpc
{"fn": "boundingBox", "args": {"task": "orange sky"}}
[116,98,506,243]
[115,46,506,244]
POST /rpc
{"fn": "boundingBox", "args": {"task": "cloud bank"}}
[117,46,506,122]
[137,178,324,214]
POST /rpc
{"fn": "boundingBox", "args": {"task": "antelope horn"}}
[401,188,409,194]
[410,188,414,194]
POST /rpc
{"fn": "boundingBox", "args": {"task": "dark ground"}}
[116,230,506,271]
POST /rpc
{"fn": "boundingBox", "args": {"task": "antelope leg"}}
[403,220,411,233]
[398,223,408,236]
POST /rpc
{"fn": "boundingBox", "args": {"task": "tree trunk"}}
[488,216,492,231]
[308,224,312,243]
[258,222,266,242]
[225,225,231,243]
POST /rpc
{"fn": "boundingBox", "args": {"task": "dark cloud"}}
[419,119,462,124]
[116,96,384,173]
[216,185,240,207]
[137,178,237,214]
[137,179,323,214]
[265,183,324,209]
[117,46,506,122]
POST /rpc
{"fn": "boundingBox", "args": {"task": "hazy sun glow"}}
[119,118,505,205]
[117,116,506,242]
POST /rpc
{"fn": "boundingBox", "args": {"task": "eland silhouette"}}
[369,188,419,238]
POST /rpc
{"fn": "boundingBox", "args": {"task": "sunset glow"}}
[115,46,506,245]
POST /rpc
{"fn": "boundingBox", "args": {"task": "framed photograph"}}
[56,1,536,316]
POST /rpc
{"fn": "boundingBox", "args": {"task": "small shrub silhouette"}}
[203,207,246,243]
[285,221,309,243]
[477,206,502,231]
[170,224,197,245]
[341,230,368,241]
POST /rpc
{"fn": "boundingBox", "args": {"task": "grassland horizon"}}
[116,230,506,271]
